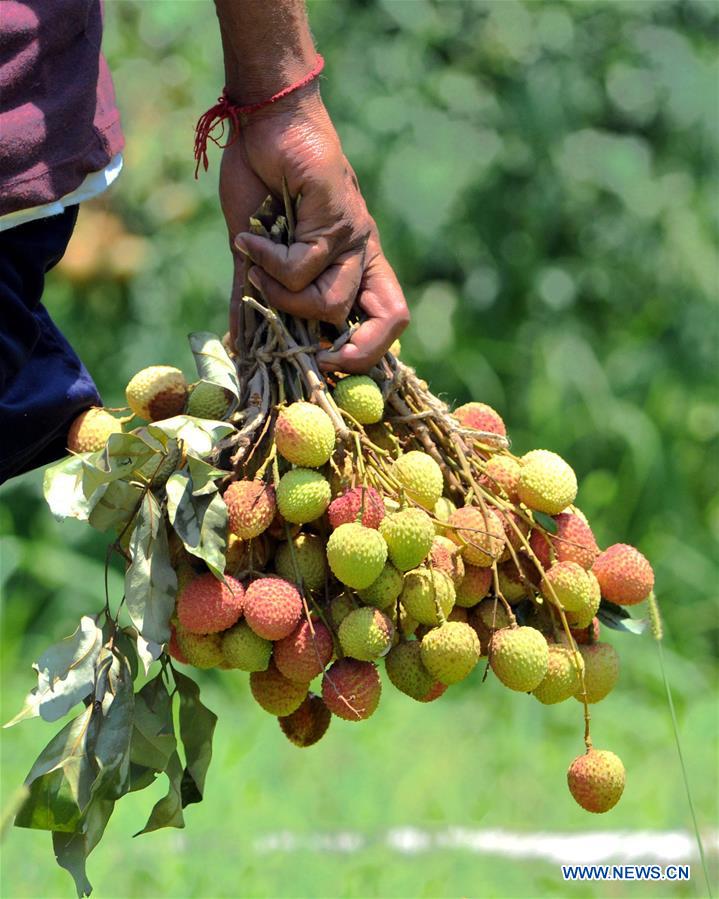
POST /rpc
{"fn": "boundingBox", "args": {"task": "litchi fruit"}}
[274,533,327,592]
[401,568,456,626]
[67,407,123,453]
[489,626,549,692]
[321,659,381,721]
[469,599,511,651]
[565,571,601,629]
[126,365,188,421]
[339,607,394,661]
[187,381,232,419]
[497,563,529,604]
[278,694,332,747]
[225,532,272,575]
[328,594,355,630]
[250,662,308,716]
[385,641,446,702]
[176,631,224,669]
[380,508,435,571]
[224,480,276,539]
[243,577,303,640]
[433,497,457,535]
[430,536,465,586]
[447,505,505,567]
[357,563,404,609]
[176,573,243,634]
[392,451,444,510]
[328,485,385,530]
[567,749,625,813]
[530,512,599,571]
[274,618,334,683]
[480,455,520,501]
[518,449,577,515]
[326,522,388,590]
[332,375,384,424]
[167,623,188,664]
[453,402,506,438]
[543,561,595,613]
[533,645,584,704]
[592,543,654,605]
[570,617,601,645]
[574,642,620,704]
[276,469,331,524]
[388,602,419,640]
[455,565,492,607]
[420,621,481,684]
[275,401,336,468]
[221,621,272,672]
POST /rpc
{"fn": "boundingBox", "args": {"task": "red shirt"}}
[0,0,124,216]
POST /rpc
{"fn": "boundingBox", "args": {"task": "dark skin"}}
[214,0,410,373]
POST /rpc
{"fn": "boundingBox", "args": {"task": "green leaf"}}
[124,493,176,645]
[123,627,163,676]
[533,511,558,534]
[174,670,217,808]
[84,432,158,495]
[166,472,227,576]
[43,455,102,522]
[5,616,103,727]
[598,600,648,635]
[90,650,134,802]
[130,674,176,773]
[53,798,114,898]
[87,480,143,533]
[15,706,97,832]
[147,417,234,460]
[188,330,240,409]
[187,456,225,496]
[134,751,185,836]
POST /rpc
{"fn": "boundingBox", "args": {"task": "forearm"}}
[214,0,317,104]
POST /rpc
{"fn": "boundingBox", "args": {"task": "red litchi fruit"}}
[278,693,332,747]
[176,573,244,634]
[250,661,308,716]
[243,577,303,640]
[530,513,599,571]
[328,485,385,530]
[273,619,334,683]
[592,543,654,605]
[453,402,506,437]
[321,659,381,721]
[567,748,625,813]
[224,480,276,539]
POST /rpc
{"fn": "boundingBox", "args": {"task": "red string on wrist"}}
[193,54,325,177]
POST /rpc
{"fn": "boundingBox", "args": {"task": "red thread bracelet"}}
[194,54,325,177]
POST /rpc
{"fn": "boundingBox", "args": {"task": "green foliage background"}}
[1,2,717,897]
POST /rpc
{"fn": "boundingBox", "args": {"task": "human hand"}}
[218,86,409,373]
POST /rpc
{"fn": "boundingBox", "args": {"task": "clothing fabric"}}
[0,208,101,484]
[0,154,124,233]
[0,0,124,216]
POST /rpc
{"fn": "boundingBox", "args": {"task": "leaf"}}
[134,751,185,836]
[166,472,227,576]
[83,432,158,496]
[90,651,134,802]
[124,493,176,645]
[43,455,102,522]
[53,798,114,898]
[187,456,225,496]
[147,417,234,460]
[14,706,97,832]
[130,674,176,773]
[5,616,104,727]
[174,670,217,808]
[532,511,558,534]
[598,600,648,635]
[87,479,143,533]
[188,331,240,408]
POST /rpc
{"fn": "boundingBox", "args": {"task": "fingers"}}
[235,232,335,293]
[247,250,364,327]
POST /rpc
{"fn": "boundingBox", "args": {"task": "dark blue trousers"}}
[0,207,101,484]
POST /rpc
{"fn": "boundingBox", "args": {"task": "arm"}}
[214,0,409,372]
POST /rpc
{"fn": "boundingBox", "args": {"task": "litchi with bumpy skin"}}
[243,577,303,640]
[570,617,601,645]
[530,513,599,571]
[332,375,384,424]
[380,508,435,571]
[321,659,381,721]
[489,626,549,692]
[225,532,273,576]
[592,543,654,605]
[447,505,505,567]
[567,749,625,813]
[276,469,331,524]
[385,641,446,702]
[176,631,224,669]
[328,594,355,630]
[392,451,444,510]
[453,402,506,438]
[543,561,595,614]
[275,401,336,468]
[278,694,332,747]
[339,607,394,661]
[574,642,620,703]
[167,624,188,664]
[328,485,385,530]
[326,522,388,590]
[126,365,188,421]
[250,661,308,716]
[388,602,419,640]
[420,621,481,684]
[433,497,457,535]
[176,573,244,634]
[187,381,232,419]
[357,563,404,609]
[67,407,123,453]
[224,480,276,539]
[274,618,334,683]
[532,644,584,704]
[455,565,492,607]
[497,563,529,604]
[274,533,328,592]
[565,571,601,629]
[518,449,577,515]
[221,621,272,672]
[469,600,511,652]
[401,568,456,626]
[430,536,465,586]
[480,454,520,502]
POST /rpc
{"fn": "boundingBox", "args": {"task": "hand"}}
[218,86,409,373]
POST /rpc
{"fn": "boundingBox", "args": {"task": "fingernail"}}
[234,235,250,256]
[247,266,262,290]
